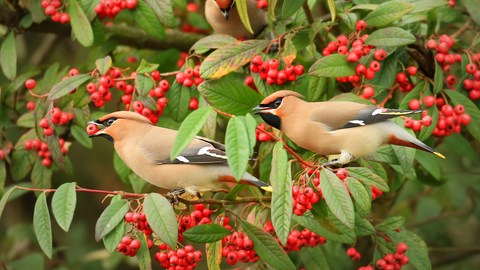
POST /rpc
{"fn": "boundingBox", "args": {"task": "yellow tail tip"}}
[434,152,445,159]
[261,186,273,192]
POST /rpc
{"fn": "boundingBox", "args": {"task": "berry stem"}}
[29,90,49,98]
[302,1,325,50]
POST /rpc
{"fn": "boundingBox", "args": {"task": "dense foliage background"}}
[1,0,480,269]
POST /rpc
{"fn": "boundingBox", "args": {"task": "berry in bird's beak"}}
[86,124,99,135]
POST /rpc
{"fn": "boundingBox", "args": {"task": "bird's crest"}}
[260,90,305,105]
[99,111,152,125]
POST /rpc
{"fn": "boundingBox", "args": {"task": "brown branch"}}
[302,1,326,50]
[0,7,204,51]
[451,18,473,39]
[406,34,436,79]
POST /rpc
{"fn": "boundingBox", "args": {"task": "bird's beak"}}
[252,105,271,115]
[220,7,231,20]
[87,120,106,138]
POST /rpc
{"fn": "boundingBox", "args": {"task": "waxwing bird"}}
[88,111,272,201]
[253,90,445,166]
[205,0,268,40]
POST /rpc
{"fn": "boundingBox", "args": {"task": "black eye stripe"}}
[100,117,118,127]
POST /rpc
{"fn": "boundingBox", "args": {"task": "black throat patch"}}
[98,133,114,144]
[260,114,281,130]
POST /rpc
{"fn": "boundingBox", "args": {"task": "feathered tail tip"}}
[261,186,273,192]
[433,151,446,159]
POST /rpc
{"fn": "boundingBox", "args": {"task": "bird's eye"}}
[273,99,282,108]
[107,119,115,126]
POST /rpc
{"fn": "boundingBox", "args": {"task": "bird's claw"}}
[167,189,186,205]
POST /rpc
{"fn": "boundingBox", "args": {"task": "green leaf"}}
[190,34,238,51]
[11,150,37,181]
[33,192,53,259]
[270,143,292,245]
[364,27,416,47]
[73,86,91,108]
[293,211,355,244]
[225,117,250,180]
[51,182,76,232]
[131,0,167,40]
[399,80,427,109]
[308,77,327,101]
[345,177,371,213]
[282,39,297,67]
[74,106,90,129]
[170,107,214,160]
[144,0,175,28]
[347,167,389,192]
[445,90,480,143]
[301,245,329,270]
[327,0,336,22]
[113,152,132,186]
[167,80,191,122]
[200,40,270,79]
[354,214,375,236]
[103,222,124,253]
[386,229,431,270]
[0,187,15,220]
[135,74,155,96]
[392,143,416,175]
[363,1,416,27]
[409,0,447,13]
[95,200,129,241]
[47,74,90,103]
[310,207,344,235]
[79,0,101,21]
[171,0,186,10]
[338,13,357,30]
[41,63,60,94]
[329,93,375,105]
[17,111,37,128]
[0,160,5,195]
[31,157,52,194]
[433,61,443,94]
[1,31,17,80]
[269,0,278,21]
[206,241,222,270]
[418,104,438,141]
[350,4,378,11]
[245,113,257,156]
[137,234,152,270]
[367,54,398,88]
[376,216,405,231]
[137,59,160,74]
[465,0,480,27]
[309,54,357,78]
[320,169,355,229]
[129,173,148,194]
[69,0,94,46]
[183,224,231,243]
[282,0,304,19]
[71,124,93,149]
[241,220,295,270]
[91,17,106,45]
[198,79,263,116]
[236,0,254,34]
[95,56,112,75]
[143,193,178,248]
[2,69,41,98]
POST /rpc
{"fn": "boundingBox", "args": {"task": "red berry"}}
[86,82,97,93]
[353,252,361,261]
[427,39,437,49]
[397,73,407,83]
[374,49,386,61]
[365,69,375,80]
[268,59,279,69]
[126,0,137,9]
[336,168,348,179]
[422,115,432,126]
[43,126,54,136]
[446,75,457,85]
[176,73,186,84]
[25,79,36,89]
[257,0,268,9]
[363,87,374,98]
[194,77,204,86]
[42,158,51,167]
[442,105,454,116]
[184,68,194,78]
[39,118,50,128]
[130,239,141,250]
[86,124,98,135]
[183,78,193,87]
[376,259,387,269]
[356,20,367,31]
[347,53,359,63]
[370,61,381,72]
[454,104,465,115]
[397,242,408,253]
[189,97,198,110]
[356,64,366,75]
[412,120,422,131]
[466,63,477,74]
[347,247,356,257]
[294,65,305,75]
[337,35,348,46]
[409,99,420,110]
[424,96,435,107]
[407,66,417,76]
[252,55,263,66]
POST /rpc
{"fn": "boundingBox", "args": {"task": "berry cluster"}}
[155,245,203,269]
[265,222,327,254]
[175,67,204,87]
[292,186,320,216]
[347,247,362,261]
[116,235,152,257]
[336,168,384,200]
[125,210,154,235]
[254,0,268,9]
[178,204,213,243]
[221,229,259,265]
[427,35,461,72]
[24,138,68,168]
[255,123,274,142]
[246,56,305,88]
[41,0,70,24]
[94,0,138,19]
[375,243,409,270]
[38,108,73,136]
[0,149,5,161]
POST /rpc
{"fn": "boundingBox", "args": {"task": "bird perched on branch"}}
[253,90,445,166]
[88,111,272,202]
[205,0,268,40]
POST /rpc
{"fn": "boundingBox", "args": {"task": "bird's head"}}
[252,90,305,130]
[88,111,152,143]
[213,0,235,20]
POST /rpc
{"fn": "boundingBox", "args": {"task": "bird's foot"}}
[321,159,340,169]
[167,188,186,205]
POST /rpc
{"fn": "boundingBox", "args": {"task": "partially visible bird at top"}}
[88,111,272,203]
[253,90,445,166]
[205,0,268,40]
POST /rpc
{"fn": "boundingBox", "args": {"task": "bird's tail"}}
[219,174,273,192]
[385,122,445,159]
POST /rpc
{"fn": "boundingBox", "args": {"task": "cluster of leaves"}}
[1,0,480,270]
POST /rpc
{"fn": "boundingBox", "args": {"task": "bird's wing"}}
[137,127,229,165]
[308,102,424,130]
